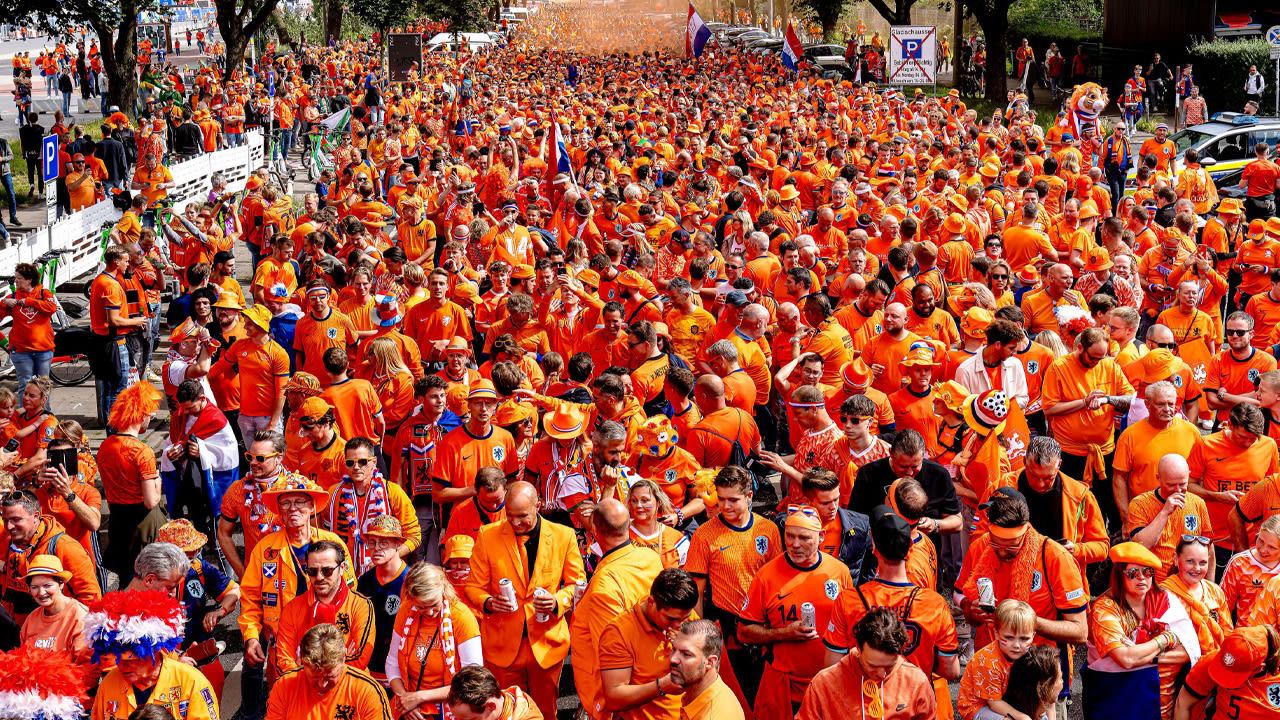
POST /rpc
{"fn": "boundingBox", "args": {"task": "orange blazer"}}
[465,519,587,668]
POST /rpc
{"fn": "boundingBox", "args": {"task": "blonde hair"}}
[1035,330,1069,357]
[1260,515,1280,543]
[628,477,674,516]
[298,624,346,669]
[404,562,458,605]
[402,262,426,286]
[0,388,15,407]
[994,599,1036,635]
[25,376,53,400]
[368,337,410,378]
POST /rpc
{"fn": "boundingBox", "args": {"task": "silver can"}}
[800,602,816,630]
[534,587,552,622]
[574,580,588,610]
[499,577,518,611]
[976,577,996,613]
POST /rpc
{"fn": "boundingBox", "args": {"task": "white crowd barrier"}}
[5,129,265,290]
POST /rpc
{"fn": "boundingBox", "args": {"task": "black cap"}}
[978,485,1026,512]
[870,505,912,562]
[671,229,692,248]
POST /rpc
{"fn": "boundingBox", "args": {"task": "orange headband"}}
[988,523,1030,541]
[784,505,823,533]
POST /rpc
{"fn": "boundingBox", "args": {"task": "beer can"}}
[976,577,996,613]
[800,602,816,630]
[573,580,588,610]
[499,577,518,610]
[534,587,552,623]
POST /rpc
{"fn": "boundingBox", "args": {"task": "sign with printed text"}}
[888,26,936,85]
[41,134,58,183]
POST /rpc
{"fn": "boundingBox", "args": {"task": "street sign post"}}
[42,134,57,225]
[887,26,937,91]
[1269,26,1280,116]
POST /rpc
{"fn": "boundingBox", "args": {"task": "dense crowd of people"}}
[9,6,1280,720]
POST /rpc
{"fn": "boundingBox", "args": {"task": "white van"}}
[426,32,496,53]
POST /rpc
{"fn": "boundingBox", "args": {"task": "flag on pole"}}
[782,20,803,71]
[686,3,711,59]
[546,120,574,207]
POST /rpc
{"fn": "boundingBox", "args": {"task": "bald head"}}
[592,498,630,548]
[695,374,725,398]
[1156,454,1190,493]
[507,481,538,511]
[1146,323,1174,346]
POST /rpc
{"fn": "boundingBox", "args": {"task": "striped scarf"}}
[328,472,389,574]
[244,474,281,536]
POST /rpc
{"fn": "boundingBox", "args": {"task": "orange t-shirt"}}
[823,578,958,676]
[220,338,290,417]
[320,379,384,442]
[1041,354,1134,455]
[1187,432,1280,547]
[292,434,347,490]
[1183,644,1280,720]
[685,513,781,615]
[1112,418,1202,499]
[97,434,159,506]
[89,273,129,336]
[431,424,519,497]
[293,309,359,380]
[597,603,682,720]
[742,553,855,688]
[956,643,1013,720]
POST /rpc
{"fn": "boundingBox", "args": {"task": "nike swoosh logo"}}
[717,546,730,553]
[461,454,472,462]
[776,590,794,600]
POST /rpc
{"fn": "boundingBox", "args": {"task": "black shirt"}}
[1018,471,1065,542]
[519,516,542,577]
[849,457,961,520]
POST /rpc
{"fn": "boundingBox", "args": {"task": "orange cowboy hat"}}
[841,357,873,388]
[261,472,330,514]
[283,372,323,397]
[157,519,208,553]
[23,555,72,583]
[898,343,941,372]
[932,380,970,414]
[1017,265,1040,286]
[1078,201,1101,220]
[444,336,472,355]
[543,404,588,440]
[494,401,536,426]
[364,514,405,541]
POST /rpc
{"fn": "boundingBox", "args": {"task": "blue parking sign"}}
[42,135,58,183]
[902,39,923,59]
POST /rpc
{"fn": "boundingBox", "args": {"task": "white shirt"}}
[952,350,1030,411]
[1246,72,1265,94]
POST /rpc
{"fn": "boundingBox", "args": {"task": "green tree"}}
[213,0,285,84]
[791,0,846,40]
[350,0,416,47]
[0,0,159,117]
[866,0,922,25]
[417,0,491,35]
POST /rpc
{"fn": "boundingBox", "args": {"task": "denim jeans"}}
[273,129,293,160]
[1,172,17,219]
[226,132,243,148]
[61,90,71,115]
[13,350,52,393]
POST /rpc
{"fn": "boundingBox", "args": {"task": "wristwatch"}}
[63,491,77,504]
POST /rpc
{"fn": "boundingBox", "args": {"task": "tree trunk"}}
[325,0,344,45]
[222,29,250,84]
[982,15,1008,103]
[93,18,138,118]
[822,16,838,42]
[271,9,294,47]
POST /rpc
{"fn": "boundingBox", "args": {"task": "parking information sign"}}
[42,134,57,224]
[888,26,936,86]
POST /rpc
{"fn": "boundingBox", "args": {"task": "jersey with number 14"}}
[740,552,854,680]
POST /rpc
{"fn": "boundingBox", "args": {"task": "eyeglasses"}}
[304,565,341,578]
[1123,567,1155,580]
[245,451,281,463]
[1150,341,1177,350]
[277,499,311,510]
[344,457,376,469]
[990,274,1009,280]
[1181,534,1210,546]
[1226,329,1250,337]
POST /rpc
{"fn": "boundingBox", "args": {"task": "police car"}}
[1125,113,1280,192]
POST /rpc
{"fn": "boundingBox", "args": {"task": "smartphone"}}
[48,447,78,478]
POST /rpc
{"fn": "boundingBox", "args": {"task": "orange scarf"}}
[962,528,1047,607]
[1160,575,1227,654]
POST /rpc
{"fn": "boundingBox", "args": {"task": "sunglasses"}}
[786,504,819,518]
[1123,567,1155,580]
[841,414,872,424]
[1226,329,1250,337]
[345,457,376,469]
[1150,341,1177,350]
[245,451,281,463]
[990,274,1009,280]
[1181,534,1210,546]
[304,565,341,578]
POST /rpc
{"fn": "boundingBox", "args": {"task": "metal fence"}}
[3,129,265,291]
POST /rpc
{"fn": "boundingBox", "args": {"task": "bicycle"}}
[32,249,92,387]
[267,128,298,194]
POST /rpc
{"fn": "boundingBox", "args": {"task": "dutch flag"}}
[782,20,803,71]
[686,3,711,59]
[546,120,574,205]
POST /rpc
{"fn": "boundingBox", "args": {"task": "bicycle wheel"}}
[49,353,93,387]
[0,345,13,380]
